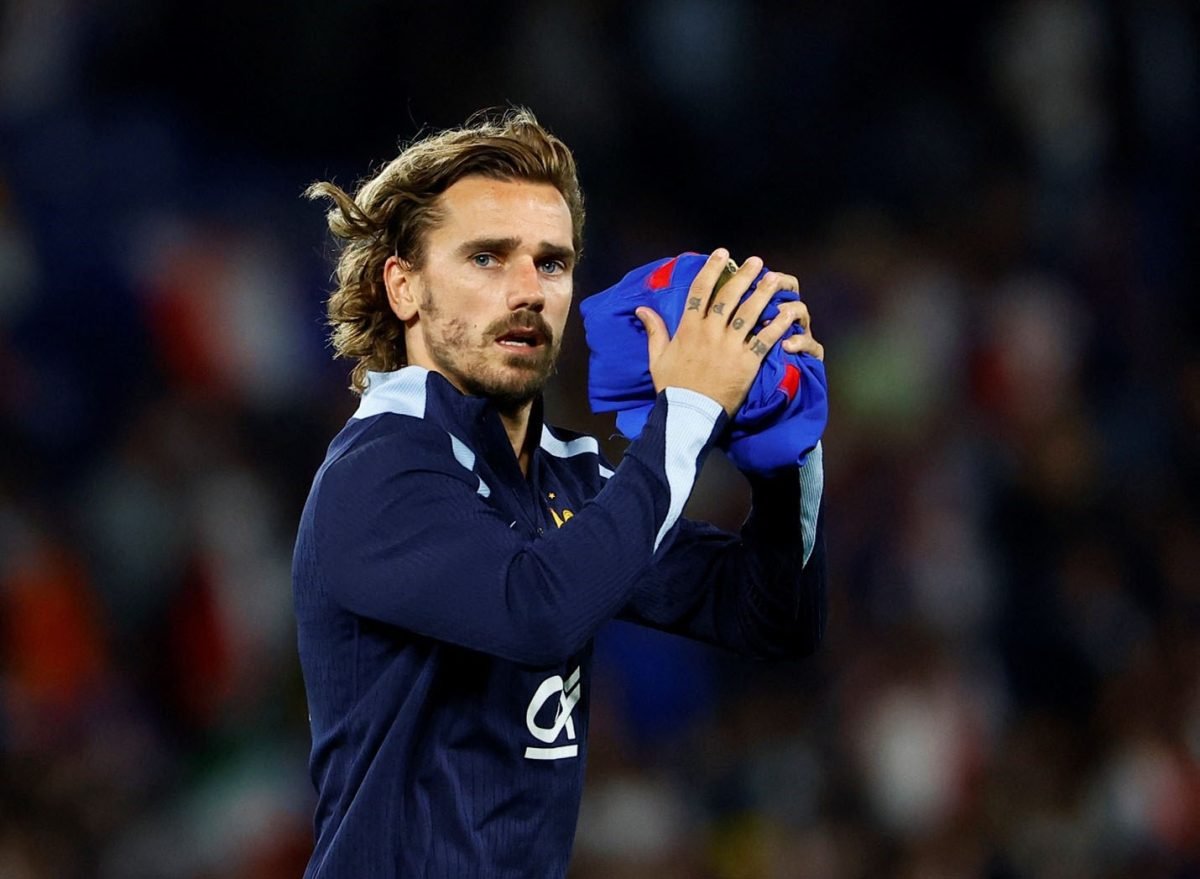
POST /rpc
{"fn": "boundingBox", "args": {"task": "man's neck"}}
[410,362,540,475]
[496,402,535,476]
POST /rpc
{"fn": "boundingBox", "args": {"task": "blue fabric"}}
[581,253,829,474]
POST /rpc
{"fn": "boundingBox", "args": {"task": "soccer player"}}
[293,109,828,878]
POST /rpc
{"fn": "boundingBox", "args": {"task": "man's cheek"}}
[441,318,471,347]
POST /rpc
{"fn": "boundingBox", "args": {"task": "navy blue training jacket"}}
[292,366,827,878]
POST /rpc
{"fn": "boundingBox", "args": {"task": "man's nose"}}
[506,258,545,311]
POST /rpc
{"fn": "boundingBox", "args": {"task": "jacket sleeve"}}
[307,388,727,668]
[618,442,828,659]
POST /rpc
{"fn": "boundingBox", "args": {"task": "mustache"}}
[485,312,555,346]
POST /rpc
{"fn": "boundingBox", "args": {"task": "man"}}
[293,109,827,878]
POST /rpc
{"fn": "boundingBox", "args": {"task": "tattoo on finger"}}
[711,302,726,316]
[687,297,701,311]
[731,317,745,330]
[750,339,768,357]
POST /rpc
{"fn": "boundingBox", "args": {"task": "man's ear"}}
[384,256,419,321]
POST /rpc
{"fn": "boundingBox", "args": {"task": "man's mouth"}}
[495,328,546,349]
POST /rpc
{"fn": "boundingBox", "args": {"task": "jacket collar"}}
[357,366,546,471]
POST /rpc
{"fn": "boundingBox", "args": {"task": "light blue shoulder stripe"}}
[352,367,430,420]
[352,367,489,497]
[799,441,824,566]
[540,427,614,480]
[449,434,491,498]
[539,429,599,458]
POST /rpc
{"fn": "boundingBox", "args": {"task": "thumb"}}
[635,306,669,361]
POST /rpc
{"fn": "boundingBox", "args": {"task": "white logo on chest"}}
[524,667,581,760]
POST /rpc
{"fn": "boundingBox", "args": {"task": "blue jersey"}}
[581,252,829,475]
[292,367,827,878]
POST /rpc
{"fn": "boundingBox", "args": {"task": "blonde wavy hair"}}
[306,108,585,394]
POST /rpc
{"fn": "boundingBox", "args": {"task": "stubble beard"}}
[421,291,561,413]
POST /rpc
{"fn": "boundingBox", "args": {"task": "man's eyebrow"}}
[537,243,576,266]
[456,237,522,258]
[456,237,576,265]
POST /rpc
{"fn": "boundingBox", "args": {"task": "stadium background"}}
[1,1,1198,876]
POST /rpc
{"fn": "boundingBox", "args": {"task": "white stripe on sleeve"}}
[799,441,824,566]
[653,388,723,551]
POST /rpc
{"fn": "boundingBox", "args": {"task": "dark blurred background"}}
[1,1,1198,876]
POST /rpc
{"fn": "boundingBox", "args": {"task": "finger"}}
[771,299,811,333]
[681,249,731,326]
[750,298,811,355]
[635,306,671,363]
[775,273,800,293]
[747,325,785,359]
[744,332,773,359]
[729,269,788,338]
[784,333,824,360]
[706,255,763,327]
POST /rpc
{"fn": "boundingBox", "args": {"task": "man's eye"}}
[472,253,498,267]
[539,259,566,275]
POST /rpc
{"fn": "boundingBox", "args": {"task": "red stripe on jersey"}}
[647,257,678,291]
[779,363,801,402]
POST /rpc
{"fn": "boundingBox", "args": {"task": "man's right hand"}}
[635,248,818,417]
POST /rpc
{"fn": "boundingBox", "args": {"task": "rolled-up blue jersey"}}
[580,253,829,474]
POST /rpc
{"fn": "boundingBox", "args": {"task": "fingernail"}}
[713,247,729,260]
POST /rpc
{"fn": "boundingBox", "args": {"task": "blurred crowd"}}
[1,1,1197,877]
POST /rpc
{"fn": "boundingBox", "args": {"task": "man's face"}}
[394,176,575,411]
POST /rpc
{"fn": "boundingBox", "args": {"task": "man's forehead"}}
[436,176,572,242]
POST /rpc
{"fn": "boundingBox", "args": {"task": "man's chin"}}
[496,342,556,365]
[463,366,554,410]
[429,345,559,409]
